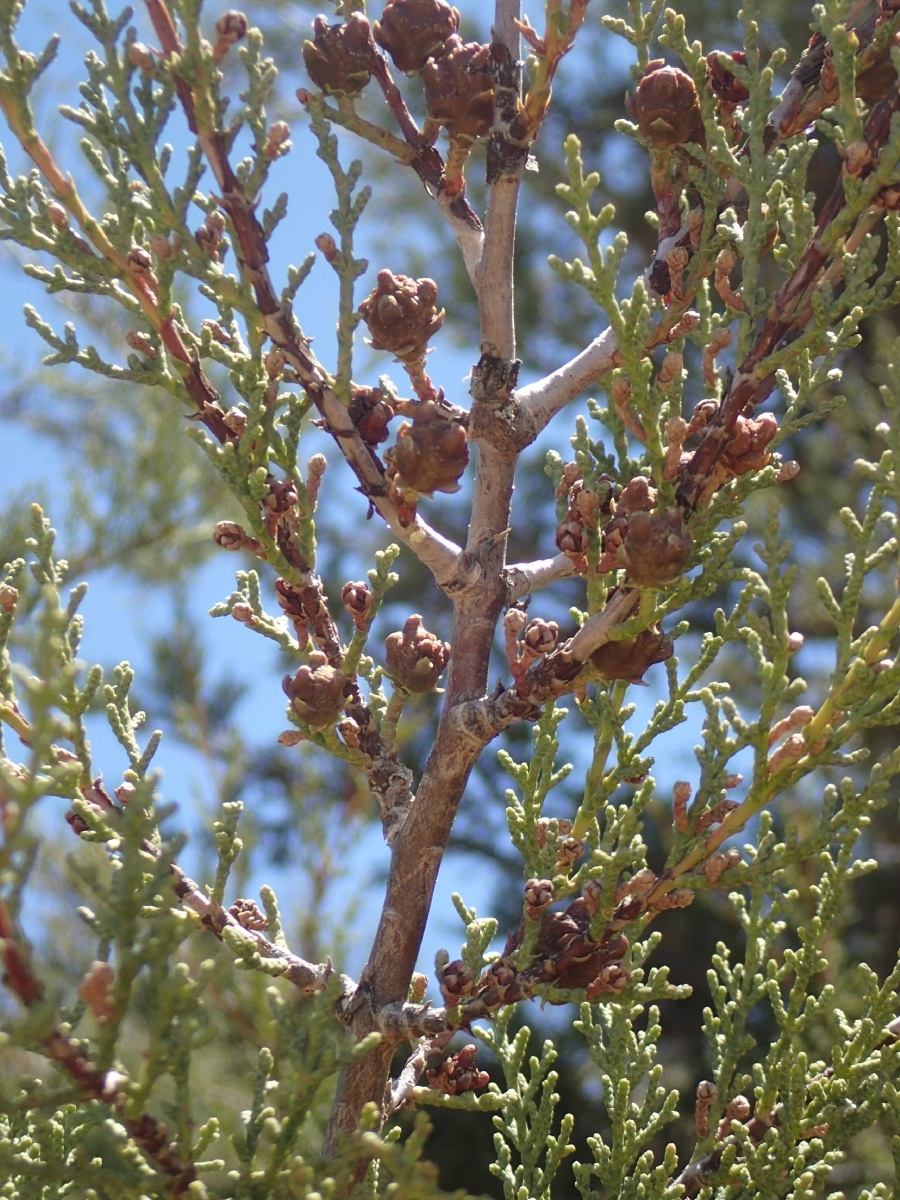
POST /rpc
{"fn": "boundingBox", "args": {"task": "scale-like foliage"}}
[1,1,900,1197]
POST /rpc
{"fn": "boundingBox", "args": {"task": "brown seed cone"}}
[422,35,494,142]
[630,59,704,149]
[385,614,450,692]
[617,509,692,587]
[721,413,778,476]
[282,652,349,729]
[388,401,469,496]
[359,270,445,365]
[302,13,376,96]
[374,0,460,74]
[589,625,674,683]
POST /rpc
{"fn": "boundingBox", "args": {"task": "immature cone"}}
[359,270,445,366]
[589,625,674,683]
[385,614,450,692]
[618,509,692,587]
[302,13,375,95]
[374,0,460,74]
[706,50,750,105]
[388,400,469,496]
[524,878,554,920]
[282,652,349,729]
[341,580,373,629]
[630,59,704,148]
[426,1044,489,1095]
[721,413,778,476]
[349,386,393,447]
[439,957,474,1005]
[422,35,494,142]
[215,10,249,54]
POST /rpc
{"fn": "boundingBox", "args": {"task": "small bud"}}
[524,877,554,920]
[223,407,247,437]
[214,521,257,552]
[617,475,654,514]
[278,729,307,747]
[776,460,801,484]
[556,836,585,869]
[78,961,117,1022]
[265,120,291,159]
[426,1043,489,1095]
[580,878,603,917]
[722,413,778,476]
[148,232,174,259]
[725,1094,752,1123]
[374,0,460,74]
[439,958,474,1005]
[695,1079,718,1137]
[315,232,338,262]
[481,956,516,989]
[843,139,873,178]
[336,716,361,747]
[264,346,285,380]
[614,867,657,903]
[196,212,226,259]
[701,847,742,885]
[214,10,248,58]
[523,618,559,656]
[555,512,589,559]
[125,330,157,358]
[706,51,750,106]
[585,963,630,998]
[767,705,814,748]
[409,972,428,1003]
[341,581,373,630]
[128,41,156,71]
[673,780,691,831]
[657,351,683,388]
[349,386,393,446]
[231,602,255,625]
[0,583,19,614]
[46,201,69,229]
[767,731,808,774]
[652,888,695,911]
[230,897,268,930]
[127,246,154,275]
[385,614,450,692]
[114,781,136,806]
